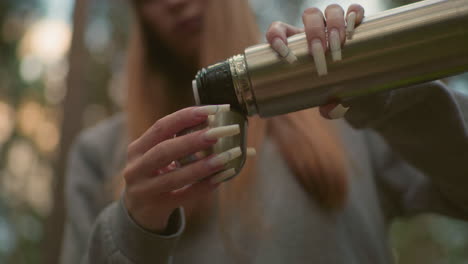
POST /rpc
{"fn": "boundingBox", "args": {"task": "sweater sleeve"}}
[60,122,186,264]
[344,81,468,221]
[82,199,185,264]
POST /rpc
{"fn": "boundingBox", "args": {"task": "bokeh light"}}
[17,101,43,138]
[2,138,53,216]
[0,0,72,262]
[85,18,111,54]
[19,55,44,83]
[6,139,37,185]
[19,19,71,65]
[0,102,15,145]
[34,118,60,154]
[24,161,53,216]
[44,60,69,105]
[16,101,60,154]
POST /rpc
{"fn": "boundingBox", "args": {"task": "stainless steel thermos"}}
[189,0,468,181]
[192,0,468,117]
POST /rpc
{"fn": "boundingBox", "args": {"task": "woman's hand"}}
[266,4,365,120]
[123,105,241,233]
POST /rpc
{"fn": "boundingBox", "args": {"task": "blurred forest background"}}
[0,0,467,263]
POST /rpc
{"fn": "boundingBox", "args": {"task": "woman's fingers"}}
[325,4,345,61]
[266,21,303,64]
[302,8,328,76]
[302,4,365,75]
[127,105,230,160]
[267,4,365,74]
[346,4,365,39]
[302,8,327,48]
[126,124,240,181]
[266,21,304,45]
[125,147,241,228]
[149,147,242,194]
[209,168,237,184]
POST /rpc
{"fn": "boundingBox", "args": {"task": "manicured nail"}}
[207,147,242,168]
[194,104,230,116]
[210,168,236,184]
[246,147,256,157]
[329,29,342,62]
[328,104,349,119]
[311,39,328,76]
[346,12,357,40]
[207,115,216,126]
[272,38,297,64]
[192,80,201,105]
[285,52,298,64]
[203,124,240,141]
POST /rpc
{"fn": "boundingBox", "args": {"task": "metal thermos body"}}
[193,0,468,117]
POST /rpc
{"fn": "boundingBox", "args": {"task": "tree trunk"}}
[41,0,90,263]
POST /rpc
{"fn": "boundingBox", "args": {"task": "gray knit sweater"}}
[60,81,468,264]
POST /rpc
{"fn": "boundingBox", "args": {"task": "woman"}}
[60,0,468,263]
